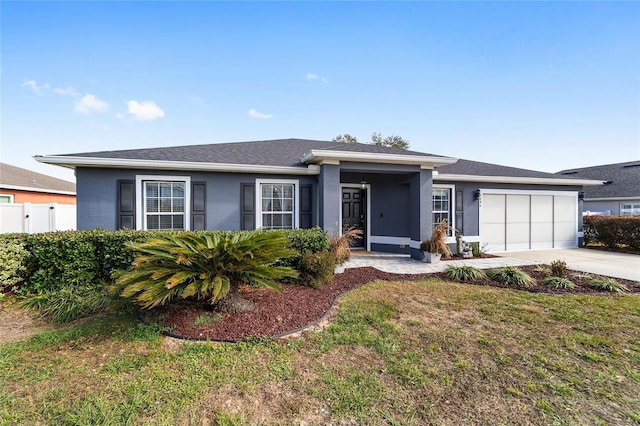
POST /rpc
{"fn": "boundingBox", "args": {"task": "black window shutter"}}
[455,190,464,233]
[241,183,255,230]
[117,180,135,229]
[300,184,312,229]
[192,182,206,230]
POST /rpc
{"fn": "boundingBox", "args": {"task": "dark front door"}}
[342,187,366,249]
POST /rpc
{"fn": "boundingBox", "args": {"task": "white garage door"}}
[481,191,577,252]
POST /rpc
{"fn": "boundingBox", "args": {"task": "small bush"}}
[298,251,336,288]
[550,260,568,278]
[585,277,628,293]
[443,265,487,283]
[279,227,329,270]
[471,243,488,258]
[542,276,575,290]
[20,284,112,323]
[0,237,29,292]
[329,227,363,264]
[487,267,536,288]
[534,265,552,277]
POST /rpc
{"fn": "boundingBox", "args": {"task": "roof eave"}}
[300,149,458,169]
[0,184,76,196]
[435,173,604,186]
[34,155,322,176]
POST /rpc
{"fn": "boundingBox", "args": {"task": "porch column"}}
[318,164,341,235]
[409,168,433,259]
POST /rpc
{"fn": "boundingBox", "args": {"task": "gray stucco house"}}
[556,161,640,216]
[36,138,602,258]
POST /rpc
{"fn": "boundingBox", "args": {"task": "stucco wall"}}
[76,168,317,231]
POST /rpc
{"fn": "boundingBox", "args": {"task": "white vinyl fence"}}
[0,203,76,234]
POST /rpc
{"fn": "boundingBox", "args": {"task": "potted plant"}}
[420,219,453,263]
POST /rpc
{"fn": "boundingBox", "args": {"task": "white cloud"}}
[74,94,109,114]
[248,108,273,119]
[54,86,80,97]
[22,80,50,94]
[306,72,328,84]
[126,100,165,121]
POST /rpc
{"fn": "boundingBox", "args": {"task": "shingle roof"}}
[437,158,580,180]
[556,161,640,199]
[60,138,443,168]
[0,163,76,193]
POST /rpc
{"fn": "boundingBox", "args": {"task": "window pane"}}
[172,184,184,197]
[146,198,159,213]
[282,214,293,229]
[159,216,172,229]
[147,215,159,230]
[146,182,159,197]
[173,215,184,229]
[0,196,10,203]
[262,184,272,198]
[160,198,172,212]
[262,214,272,227]
[282,199,292,211]
[159,183,172,197]
[282,185,293,198]
[173,198,184,213]
[272,214,283,228]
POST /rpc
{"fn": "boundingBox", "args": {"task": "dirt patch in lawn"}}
[0,300,59,344]
[143,266,639,342]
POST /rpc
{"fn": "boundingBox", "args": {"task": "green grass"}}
[585,277,629,293]
[487,266,536,287]
[2,280,639,424]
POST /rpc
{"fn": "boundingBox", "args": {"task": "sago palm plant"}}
[112,230,298,309]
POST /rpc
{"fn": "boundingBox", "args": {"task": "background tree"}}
[332,133,358,143]
[371,132,410,150]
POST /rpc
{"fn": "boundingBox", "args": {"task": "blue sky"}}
[2,1,639,182]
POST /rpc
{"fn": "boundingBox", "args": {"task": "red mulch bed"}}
[144,266,639,342]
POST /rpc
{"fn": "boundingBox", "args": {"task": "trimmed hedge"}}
[0,228,329,296]
[583,215,640,249]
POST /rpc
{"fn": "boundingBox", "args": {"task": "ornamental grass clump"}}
[550,259,568,278]
[329,227,363,264]
[486,267,536,288]
[443,265,487,283]
[542,276,576,290]
[585,277,628,293]
[112,230,298,309]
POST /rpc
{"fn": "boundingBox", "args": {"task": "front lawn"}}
[1,279,639,425]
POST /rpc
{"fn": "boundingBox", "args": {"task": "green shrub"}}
[550,259,568,278]
[471,243,488,258]
[20,284,112,323]
[112,230,298,309]
[542,276,575,290]
[583,215,640,249]
[23,231,100,294]
[487,267,536,288]
[442,265,487,283]
[0,236,29,292]
[298,251,336,288]
[279,228,329,269]
[585,277,628,293]
[534,265,552,277]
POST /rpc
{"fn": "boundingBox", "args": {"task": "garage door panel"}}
[506,195,530,250]
[481,195,506,251]
[554,196,577,247]
[531,195,553,248]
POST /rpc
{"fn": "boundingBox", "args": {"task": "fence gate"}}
[0,203,76,234]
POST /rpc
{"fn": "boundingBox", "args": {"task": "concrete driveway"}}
[499,248,640,281]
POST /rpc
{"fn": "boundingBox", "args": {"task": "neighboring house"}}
[556,161,640,216]
[35,139,601,257]
[0,162,76,204]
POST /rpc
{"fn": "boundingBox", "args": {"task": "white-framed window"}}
[256,179,299,230]
[433,185,455,236]
[135,175,191,230]
[620,203,640,216]
[0,194,14,203]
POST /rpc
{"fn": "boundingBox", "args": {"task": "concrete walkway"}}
[342,252,538,274]
[342,249,639,281]
[500,248,640,281]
